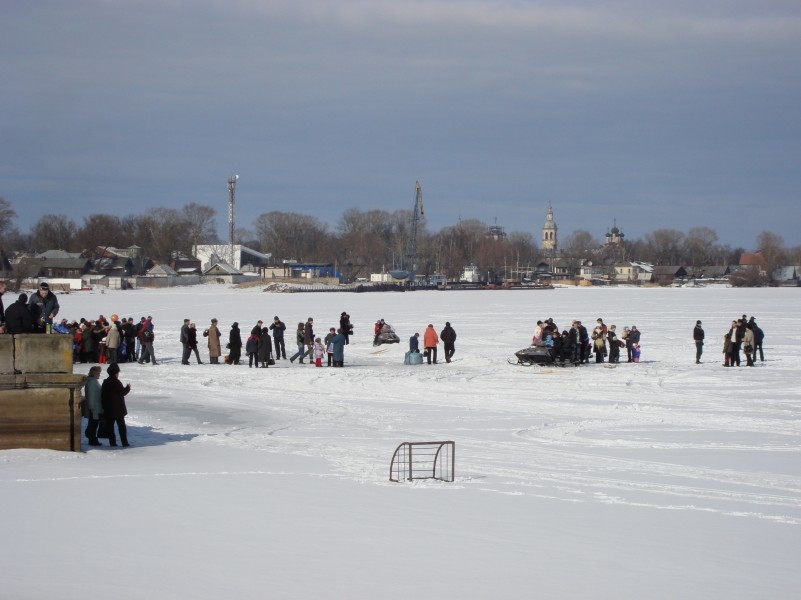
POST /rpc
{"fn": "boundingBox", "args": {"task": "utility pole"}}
[227,174,239,267]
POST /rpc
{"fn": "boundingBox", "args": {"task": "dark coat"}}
[303,321,314,345]
[101,375,130,419]
[229,326,242,349]
[269,320,286,340]
[440,325,457,345]
[258,329,273,361]
[28,290,60,325]
[693,325,705,341]
[187,327,199,349]
[4,298,34,334]
[245,334,260,354]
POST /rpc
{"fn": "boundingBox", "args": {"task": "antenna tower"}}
[227,175,239,266]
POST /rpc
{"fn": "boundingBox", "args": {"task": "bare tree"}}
[182,203,218,251]
[125,209,189,263]
[756,231,787,282]
[77,214,128,255]
[683,227,719,268]
[254,211,328,263]
[644,229,685,265]
[560,230,599,258]
[30,215,79,252]
[0,197,16,240]
[337,209,396,274]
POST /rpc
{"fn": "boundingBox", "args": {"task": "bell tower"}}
[541,203,557,251]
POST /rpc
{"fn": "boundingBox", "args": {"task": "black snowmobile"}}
[373,324,401,346]
[510,344,556,366]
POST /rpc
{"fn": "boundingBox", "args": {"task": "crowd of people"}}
[527,317,642,366]
[693,315,765,367]
[0,279,767,375]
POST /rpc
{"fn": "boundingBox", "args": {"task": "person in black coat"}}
[100,363,131,447]
[748,317,765,362]
[568,322,581,365]
[607,325,621,364]
[228,322,242,365]
[440,322,457,363]
[4,293,34,334]
[339,312,352,345]
[258,327,273,367]
[186,323,203,364]
[693,320,705,364]
[270,316,287,360]
[577,321,590,363]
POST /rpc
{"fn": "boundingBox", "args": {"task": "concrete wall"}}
[0,334,86,452]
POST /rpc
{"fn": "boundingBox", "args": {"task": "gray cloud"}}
[2,0,800,246]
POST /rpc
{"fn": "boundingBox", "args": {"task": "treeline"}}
[1,198,799,281]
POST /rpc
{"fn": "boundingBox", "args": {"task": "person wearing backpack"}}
[246,331,260,368]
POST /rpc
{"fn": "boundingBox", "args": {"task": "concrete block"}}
[0,387,81,451]
[13,334,73,374]
[0,336,13,374]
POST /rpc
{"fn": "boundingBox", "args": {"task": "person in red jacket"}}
[423,324,439,365]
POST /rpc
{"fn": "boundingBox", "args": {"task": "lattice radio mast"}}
[227,174,239,266]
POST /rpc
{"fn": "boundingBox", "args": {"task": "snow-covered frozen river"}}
[2,285,800,599]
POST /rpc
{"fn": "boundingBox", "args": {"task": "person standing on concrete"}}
[4,293,34,334]
[693,320,705,364]
[83,366,104,446]
[440,322,457,363]
[28,282,59,333]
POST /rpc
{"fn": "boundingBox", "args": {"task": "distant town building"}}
[193,244,271,271]
[604,221,625,247]
[460,263,481,283]
[486,221,507,241]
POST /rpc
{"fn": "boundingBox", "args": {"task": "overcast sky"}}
[2,0,800,248]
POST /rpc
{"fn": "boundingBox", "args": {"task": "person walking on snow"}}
[440,322,457,363]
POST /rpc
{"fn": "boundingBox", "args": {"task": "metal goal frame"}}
[389,441,455,482]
